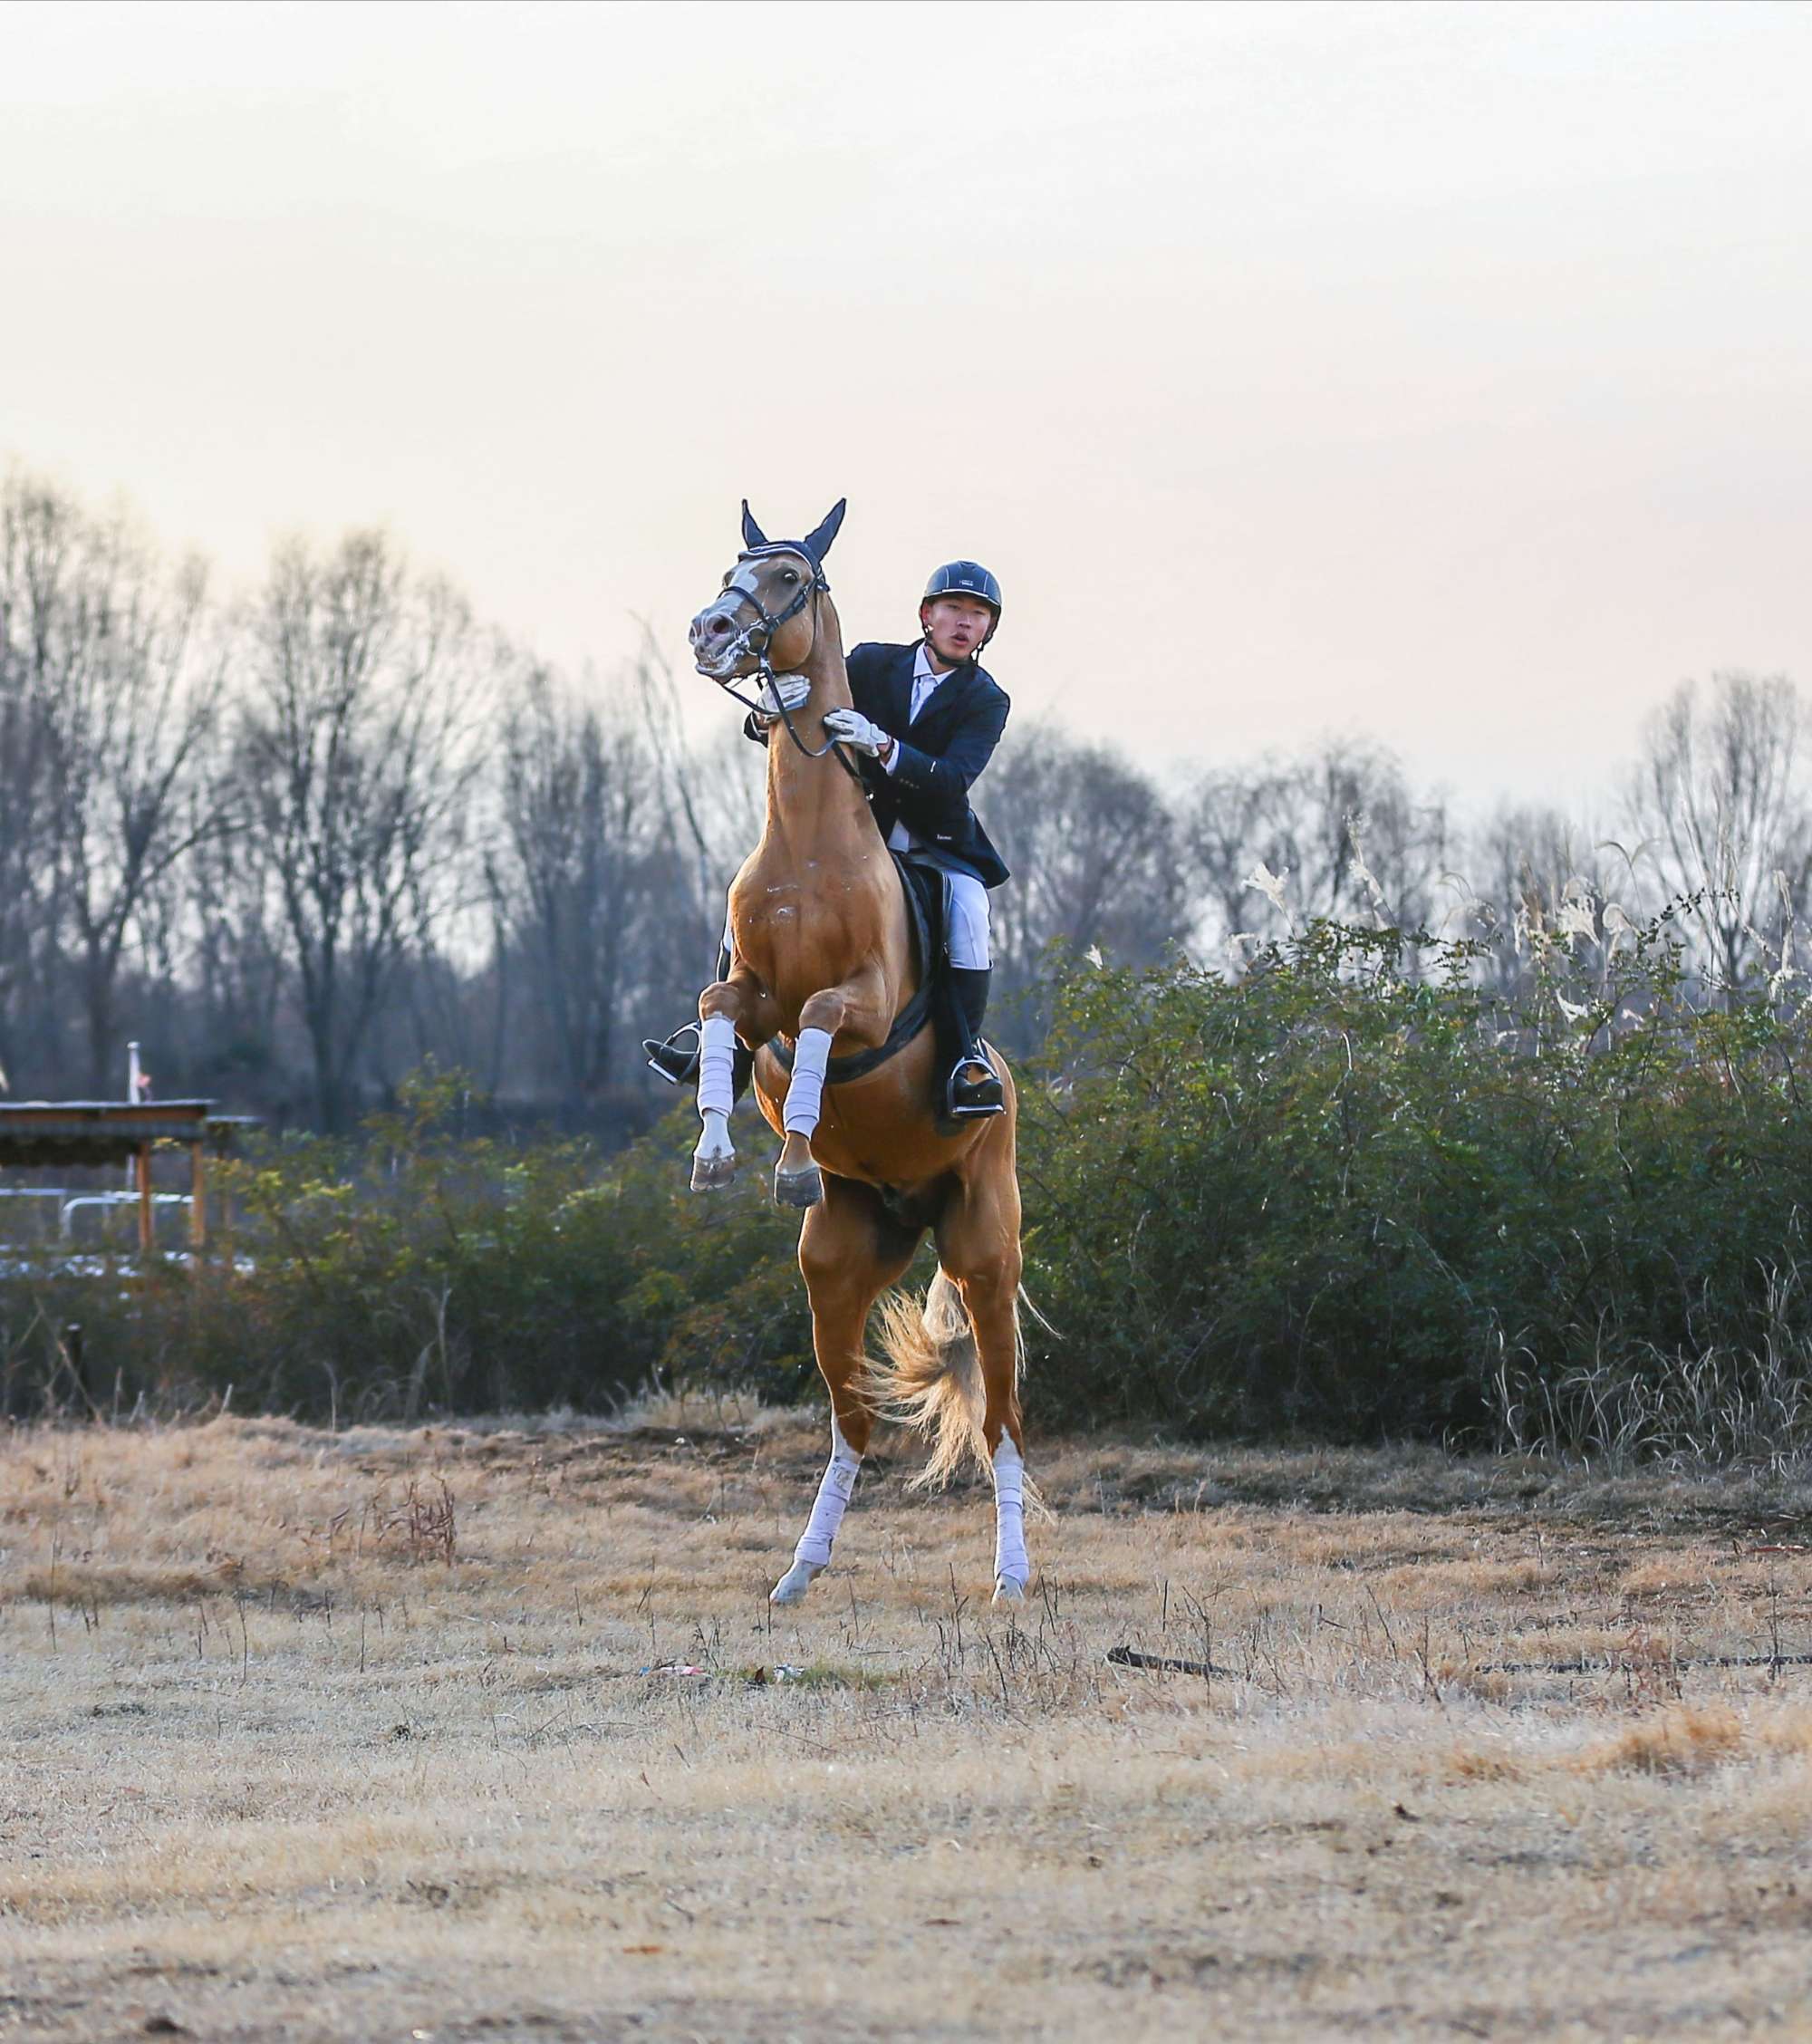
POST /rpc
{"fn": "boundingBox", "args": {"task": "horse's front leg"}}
[691,969,769,1192]
[774,980,872,1209]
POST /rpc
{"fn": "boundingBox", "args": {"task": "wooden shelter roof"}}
[0,1101,255,1169]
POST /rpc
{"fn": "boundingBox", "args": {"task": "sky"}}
[3,0,1807,812]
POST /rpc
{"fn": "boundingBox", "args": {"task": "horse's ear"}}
[740,500,768,551]
[802,498,846,567]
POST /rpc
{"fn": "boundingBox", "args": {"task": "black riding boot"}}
[946,966,1005,1118]
[643,948,752,1096]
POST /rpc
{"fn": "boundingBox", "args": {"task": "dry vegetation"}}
[5,1407,1812,2041]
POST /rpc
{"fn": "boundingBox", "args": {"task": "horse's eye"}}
[782,570,798,583]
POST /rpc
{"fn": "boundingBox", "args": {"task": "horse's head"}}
[689,498,846,681]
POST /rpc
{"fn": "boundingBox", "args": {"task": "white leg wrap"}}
[795,1422,862,1567]
[782,1026,834,1138]
[992,1435,1029,1589]
[697,1013,738,1118]
[772,1422,862,1603]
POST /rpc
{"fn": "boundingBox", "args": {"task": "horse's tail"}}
[872,1270,991,1490]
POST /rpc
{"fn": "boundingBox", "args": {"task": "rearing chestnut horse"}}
[685,499,1031,1606]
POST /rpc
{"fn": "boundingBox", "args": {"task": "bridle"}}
[699,544,860,777]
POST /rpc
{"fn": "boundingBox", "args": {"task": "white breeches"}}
[945,873,990,969]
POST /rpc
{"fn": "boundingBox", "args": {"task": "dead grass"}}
[1578,1704,1747,1777]
[5,1412,1812,2040]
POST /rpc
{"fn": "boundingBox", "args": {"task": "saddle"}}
[765,854,969,1115]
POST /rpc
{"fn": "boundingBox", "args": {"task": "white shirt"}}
[882,642,953,851]
[908,641,951,726]
[882,642,949,772]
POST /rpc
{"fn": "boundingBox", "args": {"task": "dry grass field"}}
[6,1403,1812,2042]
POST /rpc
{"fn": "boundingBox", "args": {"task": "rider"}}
[643,560,1011,1118]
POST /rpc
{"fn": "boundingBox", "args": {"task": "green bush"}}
[9,922,1812,1461]
[1019,919,1812,1449]
[2,1072,815,1424]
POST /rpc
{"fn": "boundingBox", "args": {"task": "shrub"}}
[1018,919,1812,1449]
[2,1072,814,1424]
[10,921,1812,1461]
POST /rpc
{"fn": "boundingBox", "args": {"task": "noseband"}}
[699,545,856,773]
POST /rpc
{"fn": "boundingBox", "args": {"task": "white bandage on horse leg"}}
[697,1014,738,1118]
[992,1434,1029,1587]
[782,1026,835,1137]
[795,1421,863,1567]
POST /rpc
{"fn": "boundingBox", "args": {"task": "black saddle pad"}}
[896,853,947,988]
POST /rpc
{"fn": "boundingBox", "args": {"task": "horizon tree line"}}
[1,468,1805,1136]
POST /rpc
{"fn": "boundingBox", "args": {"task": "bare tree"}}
[494,662,658,1104]
[181,740,293,1096]
[633,632,765,980]
[987,729,1184,1026]
[1629,673,1811,1000]
[0,483,61,1088]
[1458,804,1643,998]
[1177,757,1298,953]
[236,532,484,1130]
[0,682,52,1089]
[1181,739,1451,960]
[16,484,227,1093]
[611,635,776,1075]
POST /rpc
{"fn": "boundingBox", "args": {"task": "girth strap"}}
[764,853,937,1086]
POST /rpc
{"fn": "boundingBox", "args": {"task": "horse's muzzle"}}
[689,601,748,676]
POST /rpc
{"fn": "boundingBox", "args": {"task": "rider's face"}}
[920,596,995,668]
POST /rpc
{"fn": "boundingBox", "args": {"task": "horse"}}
[684,498,1031,1607]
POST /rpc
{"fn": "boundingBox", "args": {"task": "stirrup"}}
[642,1021,701,1087]
[946,1052,1005,1119]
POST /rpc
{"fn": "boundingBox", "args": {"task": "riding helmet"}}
[921,560,1002,631]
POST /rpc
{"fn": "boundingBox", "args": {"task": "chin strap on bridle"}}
[700,546,863,782]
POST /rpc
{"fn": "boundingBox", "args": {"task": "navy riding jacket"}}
[745,641,1010,887]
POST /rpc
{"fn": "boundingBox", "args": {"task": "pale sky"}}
[4,1,1807,808]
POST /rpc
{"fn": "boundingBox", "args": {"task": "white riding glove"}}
[755,674,812,724]
[823,708,892,758]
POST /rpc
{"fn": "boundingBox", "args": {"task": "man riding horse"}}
[672,500,1033,1605]
[645,557,1011,1119]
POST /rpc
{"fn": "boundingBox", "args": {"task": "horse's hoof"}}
[992,1576,1028,1605]
[774,1162,823,1209]
[690,1152,736,1191]
[770,1559,824,1605]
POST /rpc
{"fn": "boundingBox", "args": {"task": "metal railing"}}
[57,1192,191,1241]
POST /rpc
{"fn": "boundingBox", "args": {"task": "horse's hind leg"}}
[937,1131,1028,1602]
[772,1176,920,1605]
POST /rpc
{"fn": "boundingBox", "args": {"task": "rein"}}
[699,546,863,785]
